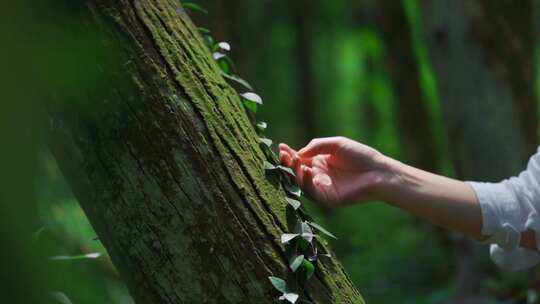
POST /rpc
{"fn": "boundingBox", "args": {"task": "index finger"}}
[297,137,342,158]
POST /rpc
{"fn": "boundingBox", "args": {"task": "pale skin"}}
[279,136,537,251]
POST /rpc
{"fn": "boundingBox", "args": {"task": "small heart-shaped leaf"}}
[302,259,315,280]
[278,166,295,177]
[256,121,268,131]
[300,222,314,242]
[217,41,231,51]
[308,222,337,239]
[281,233,300,244]
[289,255,304,272]
[301,233,314,243]
[221,72,253,90]
[285,184,301,197]
[263,161,277,171]
[213,52,226,60]
[279,292,299,303]
[258,137,273,147]
[286,197,301,210]
[269,276,288,293]
[241,92,263,104]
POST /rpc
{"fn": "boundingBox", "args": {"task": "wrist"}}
[370,154,408,203]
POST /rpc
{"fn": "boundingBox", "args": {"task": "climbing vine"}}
[183,3,337,303]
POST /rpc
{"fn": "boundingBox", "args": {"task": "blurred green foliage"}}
[5,0,540,303]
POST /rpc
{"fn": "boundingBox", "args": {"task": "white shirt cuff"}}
[467,181,540,270]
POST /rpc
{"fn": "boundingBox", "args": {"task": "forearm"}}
[377,156,484,240]
[376,156,538,250]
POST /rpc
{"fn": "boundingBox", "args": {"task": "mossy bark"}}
[47,1,364,303]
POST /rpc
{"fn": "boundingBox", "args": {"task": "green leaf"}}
[294,221,314,243]
[241,92,262,112]
[221,72,253,90]
[285,184,301,197]
[204,35,215,49]
[281,233,299,244]
[279,293,299,303]
[300,222,314,242]
[244,102,257,113]
[220,61,232,74]
[243,100,258,113]
[258,137,273,148]
[263,161,277,171]
[198,27,211,34]
[217,41,231,51]
[268,276,288,293]
[256,121,267,131]
[301,233,314,243]
[308,222,337,239]
[289,255,304,272]
[241,92,263,104]
[302,259,315,280]
[286,197,301,210]
[213,52,226,60]
[278,165,295,177]
[212,51,235,74]
[50,252,102,261]
[183,3,208,14]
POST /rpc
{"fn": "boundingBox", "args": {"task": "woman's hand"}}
[279,137,393,207]
[279,136,486,242]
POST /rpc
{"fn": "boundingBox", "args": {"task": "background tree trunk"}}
[419,0,537,301]
[420,0,537,180]
[375,0,439,173]
[46,0,364,303]
[290,0,317,143]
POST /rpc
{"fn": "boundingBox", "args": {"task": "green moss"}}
[56,1,367,303]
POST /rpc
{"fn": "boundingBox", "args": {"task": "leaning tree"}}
[46,0,364,303]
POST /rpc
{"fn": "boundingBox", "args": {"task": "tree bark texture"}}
[47,1,364,303]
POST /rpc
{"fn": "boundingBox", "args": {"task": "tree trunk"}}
[290,0,317,142]
[46,1,364,303]
[419,0,537,300]
[375,0,440,172]
[420,0,537,181]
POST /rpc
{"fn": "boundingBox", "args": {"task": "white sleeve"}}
[467,146,540,271]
